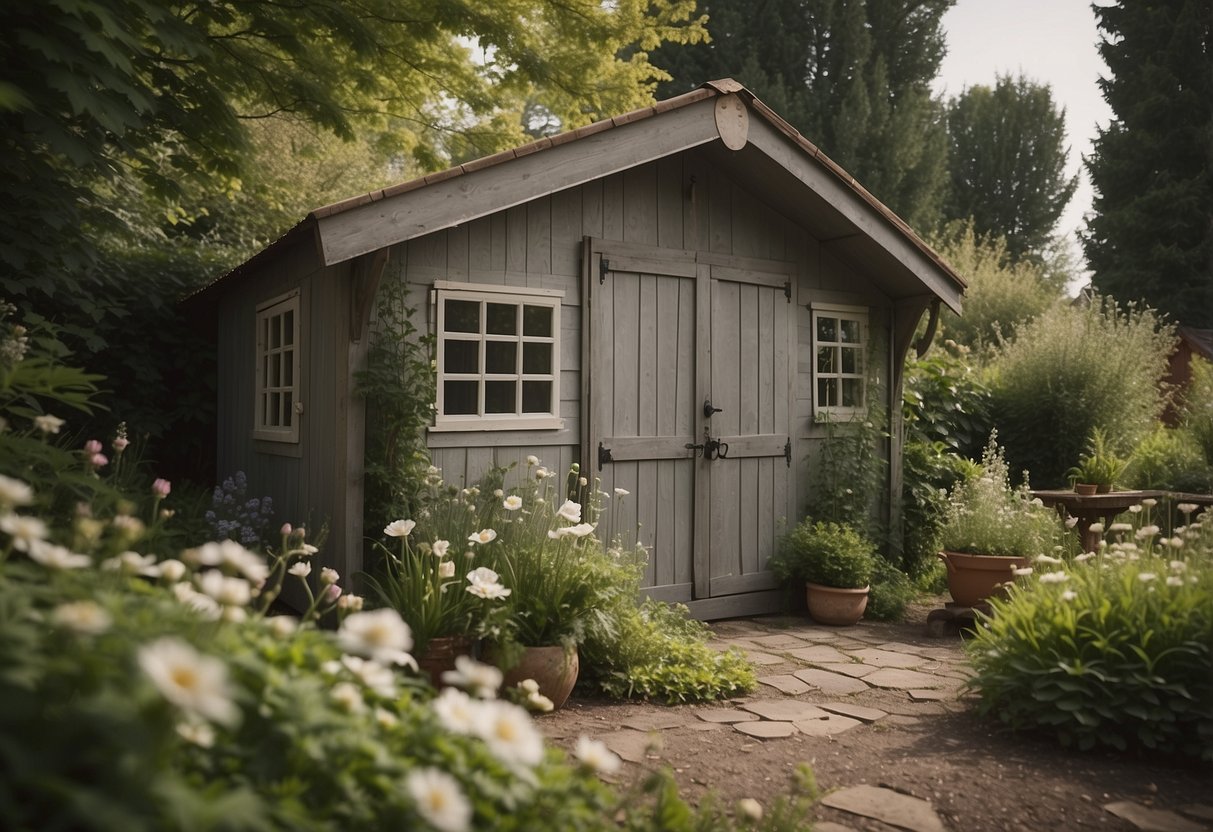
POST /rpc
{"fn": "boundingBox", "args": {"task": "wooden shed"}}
[197,79,965,619]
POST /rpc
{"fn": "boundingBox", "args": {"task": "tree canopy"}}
[1081,0,1213,328]
[651,0,953,232]
[944,74,1077,264]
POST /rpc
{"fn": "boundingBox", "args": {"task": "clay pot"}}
[1073,483,1098,496]
[938,551,1030,608]
[500,645,580,709]
[804,582,870,626]
[415,635,473,687]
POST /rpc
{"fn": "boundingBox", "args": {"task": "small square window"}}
[811,304,866,418]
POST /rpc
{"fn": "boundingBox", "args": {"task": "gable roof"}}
[201,79,965,311]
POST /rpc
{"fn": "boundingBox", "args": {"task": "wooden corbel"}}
[349,247,390,343]
[914,298,941,359]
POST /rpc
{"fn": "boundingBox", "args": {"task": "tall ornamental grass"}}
[985,298,1175,487]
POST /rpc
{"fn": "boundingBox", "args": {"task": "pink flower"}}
[151,478,171,498]
[112,436,130,452]
[323,584,342,603]
[83,439,102,455]
[280,523,293,536]
[91,453,108,468]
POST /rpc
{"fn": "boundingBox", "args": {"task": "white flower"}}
[549,522,597,540]
[375,707,399,729]
[158,559,187,583]
[288,561,312,578]
[534,466,550,480]
[384,519,416,537]
[502,495,523,511]
[28,540,91,570]
[171,582,221,620]
[0,475,33,507]
[466,581,511,600]
[33,414,65,434]
[466,567,499,586]
[1034,554,1063,565]
[1064,516,1079,529]
[1168,537,1184,549]
[340,655,398,698]
[613,487,631,497]
[431,539,451,559]
[519,678,540,695]
[1038,571,1069,584]
[574,736,621,774]
[555,500,582,523]
[527,692,554,713]
[1176,503,1198,515]
[184,541,269,584]
[1060,590,1077,602]
[337,609,415,666]
[1074,552,1097,563]
[196,570,252,607]
[337,593,365,612]
[438,560,455,579]
[474,700,545,768]
[331,681,366,713]
[432,686,480,734]
[102,550,161,578]
[175,720,216,748]
[1137,572,1157,583]
[137,637,239,726]
[1088,522,1104,534]
[1134,525,1160,540]
[1012,566,1033,576]
[1166,576,1184,587]
[1169,559,1187,572]
[1109,522,1133,533]
[1141,498,1158,508]
[267,616,298,638]
[319,566,339,586]
[737,798,764,822]
[467,529,497,545]
[1,512,47,551]
[441,655,502,699]
[1128,504,1142,513]
[526,455,539,466]
[578,476,588,487]
[406,768,472,832]
[51,600,111,635]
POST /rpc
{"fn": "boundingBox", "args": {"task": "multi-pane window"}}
[435,283,562,430]
[254,292,300,442]
[811,304,866,416]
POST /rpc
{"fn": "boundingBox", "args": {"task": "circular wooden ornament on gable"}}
[714,93,749,151]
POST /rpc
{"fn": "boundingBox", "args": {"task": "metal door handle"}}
[703,437,729,460]
[703,399,722,418]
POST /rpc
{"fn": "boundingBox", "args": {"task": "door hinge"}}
[598,442,613,469]
[784,438,791,467]
[599,257,610,285]
[783,281,791,302]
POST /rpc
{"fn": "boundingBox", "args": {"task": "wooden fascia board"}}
[315,99,722,267]
[744,118,964,314]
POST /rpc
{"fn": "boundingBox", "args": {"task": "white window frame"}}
[432,281,564,432]
[254,290,301,443]
[810,303,868,418]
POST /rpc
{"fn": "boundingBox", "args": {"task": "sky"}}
[933,0,1114,279]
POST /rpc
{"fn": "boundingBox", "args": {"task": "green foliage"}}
[965,505,1213,759]
[940,433,1063,557]
[356,280,436,526]
[944,75,1078,263]
[1065,427,1130,490]
[771,520,876,589]
[986,298,1176,487]
[1181,359,1213,469]
[806,411,887,538]
[1123,424,1211,492]
[866,555,916,621]
[581,598,756,704]
[1082,0,1213,328]
[651,0,952,231]
[932,222,1061,355]
[618,765,819,832]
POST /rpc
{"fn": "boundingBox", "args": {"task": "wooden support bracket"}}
[349,247,390,343]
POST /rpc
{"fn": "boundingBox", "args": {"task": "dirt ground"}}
[540,601,1212,831]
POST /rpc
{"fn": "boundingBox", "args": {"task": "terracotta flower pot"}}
[499,645,580,710]
[1073,483,1098,496]
[415,635,473,687]
[804,582,869,626]
[938,551,1030,607]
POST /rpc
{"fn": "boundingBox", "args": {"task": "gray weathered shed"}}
[199,79,964,619]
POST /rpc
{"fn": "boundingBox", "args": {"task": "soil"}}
[539,600,1212,831]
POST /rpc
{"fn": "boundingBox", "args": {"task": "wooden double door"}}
[583,238,796,615]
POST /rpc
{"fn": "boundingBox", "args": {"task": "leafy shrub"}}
[1179,358,1213,470]
[866,556,917,621]
[965,503,1213,759]
[986,298,1175,487]
[805,411,886,539]
[1065,427,1129,490]
[1123,424,1211,491]
[204,471,275,549]
[771,520,876,589]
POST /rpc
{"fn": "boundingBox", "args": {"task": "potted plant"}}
[770,519,875,625]
[1066,428,1129,494]
[939,433,1063,606]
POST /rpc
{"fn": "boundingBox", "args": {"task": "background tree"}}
[1081,0,1213,328]
[652,0,953,231]
[944,74,1077,264]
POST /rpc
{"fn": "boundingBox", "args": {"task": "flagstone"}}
[822,785,946,832]
[792,668,870,694]
[850,647,927,669]
[598,730,655,763]
[786,645,852,664]
[863,668,954,690]
[758,674,813,695]
[694,708,760,724]
[748,634,809,649]
[793,713,862,736]
[619,712,692,731]
[818,662,879,678]
[744,650,787,666]
[734,720,797,739]
[907,688,953,701]
[1103,801,1206,832]
[739,699,830,721]
[817,702,888,722]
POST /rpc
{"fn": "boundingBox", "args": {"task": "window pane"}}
[816,316,836,342]
[842,378,862,407]
[271,353,281,386]
[522,381,552,413]
[445,299,479,333]
[283,309,294,346]
[269,392,281,426]
[270,314,281,349]
[523,342,552,374]
[260,393,268,427]
[283,391,293,427]
[444,339,479,374]
[816,346,834,374]
[485,341,517,374]
[840,347,857,374]
[261,317,269,351]
[523,304,552,337]
[817,378,836,407]
[486,303,517,335]
[283,350,293,386]
[444,381,478,415]
[485,381,516,414]
[840,318,860,343]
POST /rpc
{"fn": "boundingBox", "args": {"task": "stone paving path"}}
[538,615,1213,832]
